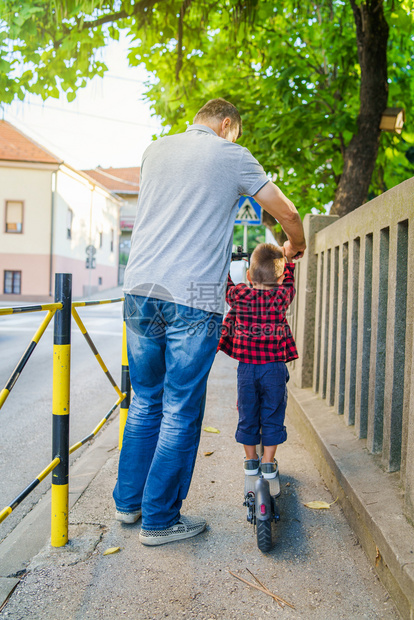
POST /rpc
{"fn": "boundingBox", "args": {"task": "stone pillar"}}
[404,322,414,523]
[290,214,338,389]
[403,214,414,521]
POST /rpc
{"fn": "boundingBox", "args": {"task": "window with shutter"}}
[5,201,23,233]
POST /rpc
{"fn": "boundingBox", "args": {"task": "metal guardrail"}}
[0,304,62,409]
[0,274,130,546]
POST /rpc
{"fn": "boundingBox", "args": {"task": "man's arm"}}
[226,273,240,306]
[253,182,306,258]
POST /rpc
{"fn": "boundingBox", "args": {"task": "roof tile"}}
[0,120,62,164]
[83,167,140,193]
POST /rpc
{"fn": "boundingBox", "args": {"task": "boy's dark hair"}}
[194,98,242,138]
[249,243,285,285]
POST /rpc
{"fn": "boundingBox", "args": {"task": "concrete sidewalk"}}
[1,354,399,619]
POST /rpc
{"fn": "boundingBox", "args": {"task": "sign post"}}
[235,196,262,226]
[243,224,248,253]
[235,195,262,252]
[85,245,96,298]
[234,196,262,281]
[85,245,96,269]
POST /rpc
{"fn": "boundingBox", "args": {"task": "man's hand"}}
[284,240,305,261]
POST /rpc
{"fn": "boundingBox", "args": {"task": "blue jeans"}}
[113,295,222,529]
[236,361,289,446]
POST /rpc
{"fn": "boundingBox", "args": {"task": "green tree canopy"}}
[1,0,413,224]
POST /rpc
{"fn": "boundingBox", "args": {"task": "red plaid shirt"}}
[217,263,298,364]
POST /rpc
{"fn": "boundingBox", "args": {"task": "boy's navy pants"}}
[236,361,289,446]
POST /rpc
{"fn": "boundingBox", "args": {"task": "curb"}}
[287,384,414,620]
[0,415,119,607]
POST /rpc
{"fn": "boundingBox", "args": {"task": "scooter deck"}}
[244,471,280,498]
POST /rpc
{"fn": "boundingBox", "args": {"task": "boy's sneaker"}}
[139,515,207,546]
[260,460,279,479]
[243,457,260,476]
[115,509,142,524]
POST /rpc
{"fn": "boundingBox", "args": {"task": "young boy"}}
[218,243,298,479]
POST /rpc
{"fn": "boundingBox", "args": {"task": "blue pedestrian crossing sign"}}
[235,196,262,225]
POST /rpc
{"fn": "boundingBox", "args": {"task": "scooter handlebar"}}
[231,245,250,262]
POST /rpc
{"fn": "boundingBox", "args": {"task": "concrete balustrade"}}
[290,178,414,512]
[287,177,414,617]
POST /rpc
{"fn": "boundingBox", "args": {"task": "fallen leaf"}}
[204,451,214,456]
[304,501,331,510]
[103,546,121,556]
[303,497,338,510]
[204,426,220,434]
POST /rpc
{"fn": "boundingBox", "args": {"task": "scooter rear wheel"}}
[256,517,272,552]
[255,477,273,552]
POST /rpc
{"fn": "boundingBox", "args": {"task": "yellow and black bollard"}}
[51,273,72,547]
[119,313,131,450]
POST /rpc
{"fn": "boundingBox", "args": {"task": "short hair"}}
[249,243,285,285]
[194,98,242,138]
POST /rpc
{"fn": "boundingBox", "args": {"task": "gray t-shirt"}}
[123,124,269,314]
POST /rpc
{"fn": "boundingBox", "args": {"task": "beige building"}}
[82,167,140,283]
[0,121,121,301]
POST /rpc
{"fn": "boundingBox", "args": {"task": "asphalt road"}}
[0,300,124,543]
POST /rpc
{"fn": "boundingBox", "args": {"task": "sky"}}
[1,33,162,171]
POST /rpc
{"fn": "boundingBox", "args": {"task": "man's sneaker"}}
[243,458,260,476]
[260,460,279,479]
[139,515,207,546]
[115,509,142,524]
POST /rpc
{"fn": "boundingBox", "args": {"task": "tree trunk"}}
[331,0,389,217]
[262,209,287,244]
[262,210,276,238]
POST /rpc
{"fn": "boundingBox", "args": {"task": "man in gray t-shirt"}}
[124,122,269,313]
[113,99,306,545]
